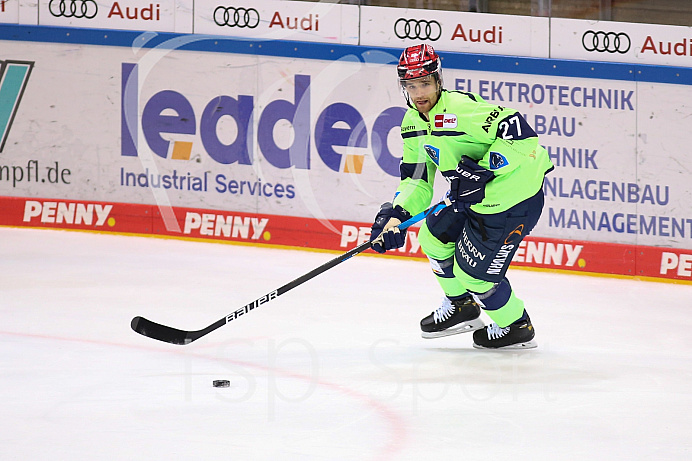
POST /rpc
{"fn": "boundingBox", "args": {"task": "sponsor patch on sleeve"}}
[489,151,509,170]
[424,144,440,165]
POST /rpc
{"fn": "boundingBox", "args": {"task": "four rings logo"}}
[214,6,260,28]
[394,18,442,41]
[582,30,631,54]
[48,0,98,19]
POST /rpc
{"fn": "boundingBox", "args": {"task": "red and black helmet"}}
[397,44,442,81]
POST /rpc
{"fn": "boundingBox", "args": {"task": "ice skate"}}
[420,295,485,339]
[472,315,537,349]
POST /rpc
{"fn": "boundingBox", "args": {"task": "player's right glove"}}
[444,156,495,212]
[369,202,412,254]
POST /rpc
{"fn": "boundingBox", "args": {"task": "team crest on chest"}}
[424,144,440,165]
[434,113,458,129]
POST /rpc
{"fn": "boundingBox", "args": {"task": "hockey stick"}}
[131,200,449,345]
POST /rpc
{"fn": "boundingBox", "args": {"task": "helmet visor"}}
[397,58,440,80]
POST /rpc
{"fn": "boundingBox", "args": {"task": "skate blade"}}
[421,318,485,339]
[472,340,538,350]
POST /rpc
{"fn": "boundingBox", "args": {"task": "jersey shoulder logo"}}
[423,144,440,165]
[433,113,457,129]
[489,151,509,170]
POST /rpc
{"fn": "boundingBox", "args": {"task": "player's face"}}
[402,75,439,115]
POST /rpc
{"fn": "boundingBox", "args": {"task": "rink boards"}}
[1,25,692,282]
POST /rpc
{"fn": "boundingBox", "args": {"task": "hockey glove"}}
[370,202,412,254]
[444,156,495,212]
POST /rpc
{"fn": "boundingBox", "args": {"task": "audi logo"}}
[48,0,98,19]
[582,30,631,54]
[213,6,260,28]
[394,18,442,41]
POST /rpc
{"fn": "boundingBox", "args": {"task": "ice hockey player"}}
[369,44,554,349]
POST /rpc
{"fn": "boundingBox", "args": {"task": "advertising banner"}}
[0,195,426,256]
[448,68,692,251]
[4,193,692,281]
[0,0,19,24]
[360,5,549,58]
[193,0,358,45]
[551,18,692,68]
[6,2,692,68]
[35,0,192,33]
[0,38,408,226]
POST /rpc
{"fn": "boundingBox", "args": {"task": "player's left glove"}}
[369,202,412,254]
[444,156,495,212]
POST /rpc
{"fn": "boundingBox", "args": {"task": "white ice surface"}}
[1,227,691,460]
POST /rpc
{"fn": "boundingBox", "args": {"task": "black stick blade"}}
[131,316,196,345]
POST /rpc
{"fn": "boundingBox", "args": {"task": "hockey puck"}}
[213,379,230,388]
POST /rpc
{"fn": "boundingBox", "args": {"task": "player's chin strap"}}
[132,198,452,345]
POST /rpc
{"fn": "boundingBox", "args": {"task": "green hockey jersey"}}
[393,89,554,215]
